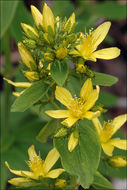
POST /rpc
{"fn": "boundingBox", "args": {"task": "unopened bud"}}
[86,68,95,78]
[18,42,37,70]
[43,3,55,33]
[76,64,87,73]
[21,23,39,39]
[55,179,66,189]
[43,33,50,43]
[56,48,68,60]
[64,13,75,33]
[24,71,40,82]
[54,127,68,138]
[31,5,43,29]
[91,104,107,113]
[44,52,54,62]
[108,156,127,168]
[23,39,36,49]
[68,132,79,152]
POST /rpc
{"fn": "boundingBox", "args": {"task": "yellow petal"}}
[31,5,43,28]
[61,117,78,128]
[83,111,100,120]
[69,49,80,56]
[28,145,38,161]
[18,42,37,70]
[111,114,127,137]
[68,132,79,152]
[4,78,31,88]
[80,78,93,101]
[84,88,99,111]
[21,23,39,38]
[12,90,25,97]
[43,148,59,174]
[8,177,35,187]
[92,22,111,48]
[110,139,127,150]
[45,168,65,178]
[101,142,114,156]
[55,86,73,108]
[43,3,55,33]
[5,161,36,179]
[92,117,102,136]
[92,47,120,60]
[45,110,70,118]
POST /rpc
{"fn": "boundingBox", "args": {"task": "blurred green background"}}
[0,0,126,189]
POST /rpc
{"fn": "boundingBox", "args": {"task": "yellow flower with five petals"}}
[92,114,127,156]
[5,145,65,187]
[45,78,100,127]
[70,22,120,62]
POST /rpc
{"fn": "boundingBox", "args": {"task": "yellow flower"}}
[108,156,127,168]
[70,22,120,62]
[45,78,100,127]
[43,3,55,33]
[18,42,37,70]
[92,114,127,156]
[31,5,43,28]
[5,145,65,185]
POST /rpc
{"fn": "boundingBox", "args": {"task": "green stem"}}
[3,30,11,139]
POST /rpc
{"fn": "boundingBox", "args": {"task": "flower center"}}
[28,155,44,177]
[69,96,85,118]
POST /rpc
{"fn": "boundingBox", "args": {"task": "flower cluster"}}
[4,3,127,190]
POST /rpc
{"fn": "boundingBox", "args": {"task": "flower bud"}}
[43,33,50,43]
[64,12,75,33]
[8,177,39,188]
[23,39,36,49]
[55,179,66,189]
[43,3,55,33]
[44,52,55,62]
[56,48,68,60]
[24,71,40,82]
[108,156,127,168]
[54,127,68,138]
[21,23,39,39]
[76,63,87,73]
[18,42,37,70]
[68,132,79,152]
[31,5,43,28]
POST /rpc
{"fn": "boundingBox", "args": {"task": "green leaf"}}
[97,91,118,107]
[92,172,115,189]
[92,72,118,86]
[0,0,19,38]
[10,1,33,42]
[94,2,126,20]
[11,80,49,112]
[54,120,101,189]
[36,119,60,143]
[50,60,69,86]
